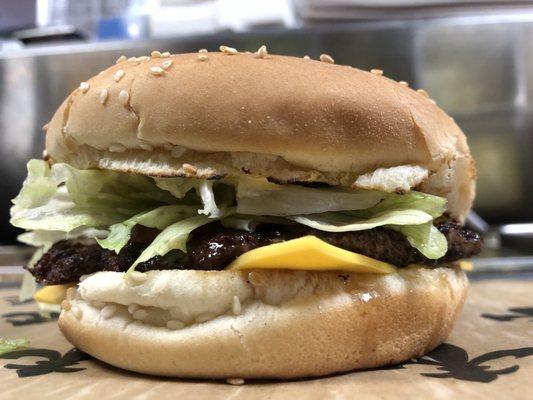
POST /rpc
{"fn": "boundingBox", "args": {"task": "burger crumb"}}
[226,378,245,385]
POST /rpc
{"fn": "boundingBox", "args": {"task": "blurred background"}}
[1,0,533,274]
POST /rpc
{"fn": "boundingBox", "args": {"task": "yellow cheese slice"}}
[228,235,396,274]
[34,284,74,305]
[458,260,473,271]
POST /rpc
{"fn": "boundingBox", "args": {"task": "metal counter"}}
[1,12,533,244]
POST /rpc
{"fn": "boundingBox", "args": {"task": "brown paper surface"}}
[1,277,532,400]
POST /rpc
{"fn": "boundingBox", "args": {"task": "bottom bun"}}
[59,266,468,379]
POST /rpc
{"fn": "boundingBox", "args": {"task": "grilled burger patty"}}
[31,221,482,285]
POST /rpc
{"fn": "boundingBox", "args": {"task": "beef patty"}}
[31,221,482,285]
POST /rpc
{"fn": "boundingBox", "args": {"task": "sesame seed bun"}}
[45,51,475,222]
[58,267,467,379]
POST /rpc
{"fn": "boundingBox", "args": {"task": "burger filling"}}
[11,160,482,285]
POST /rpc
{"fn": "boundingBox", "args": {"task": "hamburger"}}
[10,47,481,379]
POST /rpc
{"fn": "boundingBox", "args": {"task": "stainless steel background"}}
[1,13,533,244]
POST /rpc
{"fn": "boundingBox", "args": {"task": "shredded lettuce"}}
[0,338,29,355]
[197,181,221,218]
[12,159,60,208]
[236,177,385,216]
[19,273,37,302]
[128,215,211,273]
[390,223,448,259]
[11,160,450,268]
[349,191,446,219]
[10,160,180,233]
[97,205,198,253]
[290,209,434,232]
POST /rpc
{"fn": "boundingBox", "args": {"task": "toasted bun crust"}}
[59,267,467,379]
[45,51,475,221]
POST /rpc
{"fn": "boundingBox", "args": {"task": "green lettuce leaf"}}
[0,338,29,355]
[97,205,198,253]
[12,160,60,208]
[290,209,434,232]
[350,191,446,219]
[236,177,385,216]
[128,215,212,273]
[10,161,180,233]
[389,223,448,259]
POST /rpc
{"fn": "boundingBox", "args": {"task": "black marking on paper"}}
[1,348,91,377]
[4,295,34,306]
[2,311,59,326]
[399,343,533,382]
[482,307,533,322]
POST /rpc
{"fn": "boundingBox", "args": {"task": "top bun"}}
[45,49,475,222]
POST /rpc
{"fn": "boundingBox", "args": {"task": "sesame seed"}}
[198,48,208,53]
[98,71,105,75]
[114,69,125,82]
[150,66,165,76]
[161,51,171,57]
[136,56,150,62]
[61,300,71,311]
[133,309,148,320]
[371,69,383,76]
[116,55,127,64]
[42,123,49,132]
[226,378,245,385]
[128,303,140,314]
[127,271,148,284]
[232,296,242,315]
[398,81,409,87]
[71,305,82,319]
[79,82,90,93]
[220,45,238,55]
[197,53,208,61]
[166,320,185,330]
[99,89,108,105]
[101,305,116,319]
[118,90,129,105]
[182,163,197,175]
[127,57,135,62]
[319,54,334,64]
[66,287,77,301]
[42,149,48,159]
[162,60,173,70]
[303,55,311,60]
[417,89,429,97]
[109,143,126,153]
[151,50,162,58]
[429,99,437,105]
[195,312,215,323]
[171,146,186,158]
[255,45,268,59]
[140,143,153,151]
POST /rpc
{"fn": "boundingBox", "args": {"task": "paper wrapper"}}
[1,277,532,399]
